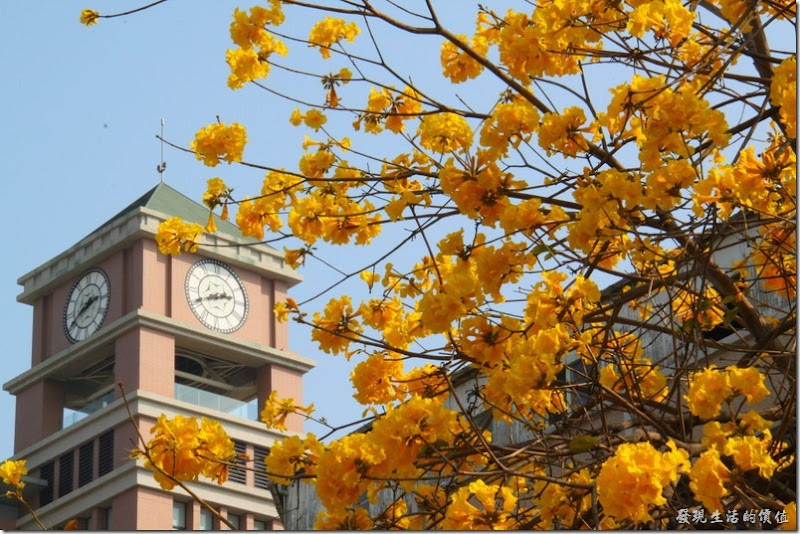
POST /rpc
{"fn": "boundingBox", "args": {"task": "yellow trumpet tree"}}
[78,0,796,529]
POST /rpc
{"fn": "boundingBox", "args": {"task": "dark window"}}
[79,441,94,487]
[98,431,114,476]
[172,501,187,530]
[103,507,112,530]
[59,452,74,497]
[39,462,54,506]
[199,507,213,530]
[253,445,270,490]
[228,441,247,485]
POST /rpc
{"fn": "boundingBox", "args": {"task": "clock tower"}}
[2,183,312,530]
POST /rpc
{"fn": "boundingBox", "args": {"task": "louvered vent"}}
[253,445,270,489]
[39,462,54,506]
[228,441,247,485]
[98,431,114,476]
[58,452,74,497]
[79,441,94,487]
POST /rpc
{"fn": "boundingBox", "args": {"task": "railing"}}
[62,385,259,428]
[62,391,115,428]
[174,383,258,420]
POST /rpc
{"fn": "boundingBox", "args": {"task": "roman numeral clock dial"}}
[185,259,248,334]
[63,268,111,343]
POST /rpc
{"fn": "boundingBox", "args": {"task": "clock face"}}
[185,259,248,334]
[64,268,111,343]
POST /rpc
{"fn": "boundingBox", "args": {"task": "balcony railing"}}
[62,391,115,429]
[62,385,258,429]
[174,383,258,420]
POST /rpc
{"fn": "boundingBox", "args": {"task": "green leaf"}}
[568,435,598,453]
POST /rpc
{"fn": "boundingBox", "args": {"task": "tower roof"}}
[95,182,259,245]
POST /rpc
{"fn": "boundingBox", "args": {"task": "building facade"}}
[2,183,313,530]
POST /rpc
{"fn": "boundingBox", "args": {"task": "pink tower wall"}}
[13,379,64,452]
[111,486,172,530]
[114,326,176,399]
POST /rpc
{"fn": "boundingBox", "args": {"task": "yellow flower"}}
[303,109,327,131]
[204,212,217,233]
[538,107,595,157]
[315,433,384,509]
[236,196,282,239]
[701,421,736,452]
[724,432,778,478]
[229,4,285,50]
[155,217,204,256]
[479,97,540,159]
[226,47,270,90]
[727,366,770,405]
[314,507,374,530]
[441,480,518,529]
[597,441,689,523]
[137,415,234,490]
[260,390,314,431]
[417,112,473,153]
[740,410,771,434]
[780,502,797,530]
[79,9,99,26]
[534,470,593,528]
[385,86,422,134]
[310,295,363,354]
[685,366,732,419]
[289,108,304,126]
[689,449,731,512]
[0,459,27,490]
[308,17,360,58]
[440,35,487,83]
[672,287,726,330]
[197,418,235,485]
[351,352,406,405]
[191,122,247,166]
[265,435,307,484]
[626,0,695,47]
[202,177,231,211]
[770,56,797,138]
[359,269,380,289]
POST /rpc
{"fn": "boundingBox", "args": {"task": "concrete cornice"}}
[17,206,301,305]
[3,309,314,395]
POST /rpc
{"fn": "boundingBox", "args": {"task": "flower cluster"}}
[190,122,247,166]
[685,366,770,419]
[0,459,27,490]
[155,217,204,256]
[308,17,360,58]
[134,415,236,490]
[597,441,689,523]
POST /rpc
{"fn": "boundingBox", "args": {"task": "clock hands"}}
[194,292,232,303]
[70,294,99,328]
